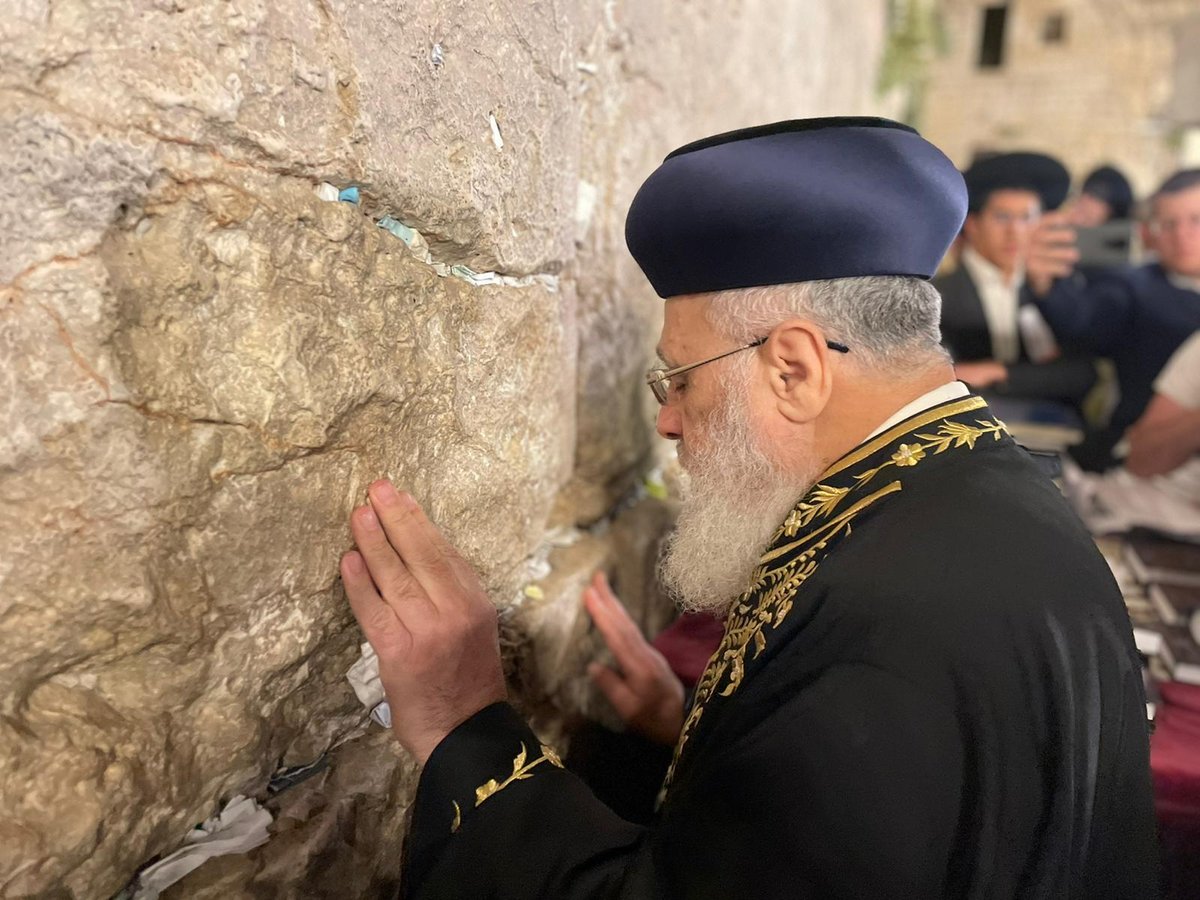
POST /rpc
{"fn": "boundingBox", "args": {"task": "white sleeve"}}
[1154,332,1200,409]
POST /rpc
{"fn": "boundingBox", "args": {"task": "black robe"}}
[402,395,1158,899]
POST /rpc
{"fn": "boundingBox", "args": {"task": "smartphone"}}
[1074,221,1135,270]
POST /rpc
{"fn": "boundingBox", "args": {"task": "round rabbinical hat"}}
[1081,164,1134,219]
[624,117,968,299]
[962,151,1071,214]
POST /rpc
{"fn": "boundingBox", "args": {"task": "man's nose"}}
[656,404,683,441]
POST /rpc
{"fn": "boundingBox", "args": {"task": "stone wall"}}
[920,0,1200,194]
[0,2,891,896]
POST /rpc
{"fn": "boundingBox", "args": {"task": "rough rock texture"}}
[0,2,890,896]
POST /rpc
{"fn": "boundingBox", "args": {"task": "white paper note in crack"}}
[346,642,392,727]
[132,796,272,899]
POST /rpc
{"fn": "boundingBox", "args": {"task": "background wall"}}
[0,2,892,896]
[921,0,1200,194]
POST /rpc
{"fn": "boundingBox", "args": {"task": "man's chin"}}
[659,481,810,616]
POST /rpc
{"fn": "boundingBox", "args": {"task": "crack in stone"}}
[373,212,560,290]
[210,443,363,481]
[2,247,103,297]
[34,298,111,397]
[100,399,302,460]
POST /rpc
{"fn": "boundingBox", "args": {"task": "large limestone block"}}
[0,164,572,897]
[161,730,418,900]
[328,0,580,276]
[0,0,362,182]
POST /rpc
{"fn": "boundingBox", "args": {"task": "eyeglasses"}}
[1149,213,1200,235]
[645,336,850,405]
[981,210,1041,226]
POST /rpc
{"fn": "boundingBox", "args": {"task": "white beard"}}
[658,367,820,616]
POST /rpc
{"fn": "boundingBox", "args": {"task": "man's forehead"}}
[1156,185,1200,213]
[983,188,1041,211]
[657,295,713,360]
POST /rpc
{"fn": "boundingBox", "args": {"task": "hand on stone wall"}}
[342,480,507,765]
[584,572,685,746]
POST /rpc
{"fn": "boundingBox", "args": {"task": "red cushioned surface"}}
[651,613,725,689]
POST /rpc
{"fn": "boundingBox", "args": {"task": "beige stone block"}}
[1,1,891,894]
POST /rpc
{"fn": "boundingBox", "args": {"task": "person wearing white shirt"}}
[935,152,1097,412]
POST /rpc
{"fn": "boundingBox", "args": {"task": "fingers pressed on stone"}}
[585,587,649,677]
[342,550,410,652]
[367,481,460,599]
[350,504,436,618]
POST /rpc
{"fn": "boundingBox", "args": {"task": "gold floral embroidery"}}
[853,419,1005,488]
[782,484,850,536]
[450,800,461,834]
[661,482,901,801]
[891,443,925,467]
[658,400,1010,803]
[469,743,563,813]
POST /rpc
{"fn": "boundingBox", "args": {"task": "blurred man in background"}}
[1028,168,1200,469]
[936,152,1097,411]
[1068,164,1135,228]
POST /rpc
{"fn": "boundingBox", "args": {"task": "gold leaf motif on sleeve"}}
[459,740,567,829]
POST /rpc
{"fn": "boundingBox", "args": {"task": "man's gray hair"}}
[705,276,949,371]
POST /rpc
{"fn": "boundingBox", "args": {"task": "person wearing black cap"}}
[340,118,1157,899]
[935,152,1098,412]
[1027,167,1200,470]
[1068,164,1135,227]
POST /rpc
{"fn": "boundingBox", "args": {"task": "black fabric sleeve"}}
[995,356,1097,406]
[403,702,650,900]
[1029,276,1133,357]
[403,663,967,900]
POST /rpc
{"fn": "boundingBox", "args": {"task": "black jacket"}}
[936,265,1096,408]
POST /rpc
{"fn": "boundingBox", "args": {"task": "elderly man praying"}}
[341,118,1157,900]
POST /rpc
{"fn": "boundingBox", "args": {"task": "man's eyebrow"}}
[654,344,676,367]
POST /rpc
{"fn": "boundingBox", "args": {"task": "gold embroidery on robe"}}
[454,742,564,832]
[659,397,1007,801]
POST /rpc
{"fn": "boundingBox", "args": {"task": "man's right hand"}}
[1026,211,1080,297]
[583,571,685,747]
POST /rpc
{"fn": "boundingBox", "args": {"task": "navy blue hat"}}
[624,117,968,299]
[963,151,1070,213]
[1081,165,1134,219]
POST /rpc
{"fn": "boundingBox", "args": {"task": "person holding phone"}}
[935,152,1098,411]
[1027,168,1200,470]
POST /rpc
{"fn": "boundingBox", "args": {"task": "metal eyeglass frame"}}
[645,335,850,405]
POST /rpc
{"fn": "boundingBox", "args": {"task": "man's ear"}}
[1138,219,1156,253]
[762,320,835,424]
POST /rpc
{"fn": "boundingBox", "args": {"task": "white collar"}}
[961,245,1023,290]
[1168,272,1200,293]
[866,381,971,440]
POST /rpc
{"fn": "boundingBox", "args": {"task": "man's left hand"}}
[583,571,685,746]
[342,479,506,765]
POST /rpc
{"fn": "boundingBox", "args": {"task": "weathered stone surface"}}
[0,2,889,896]
[161,730,419,900]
